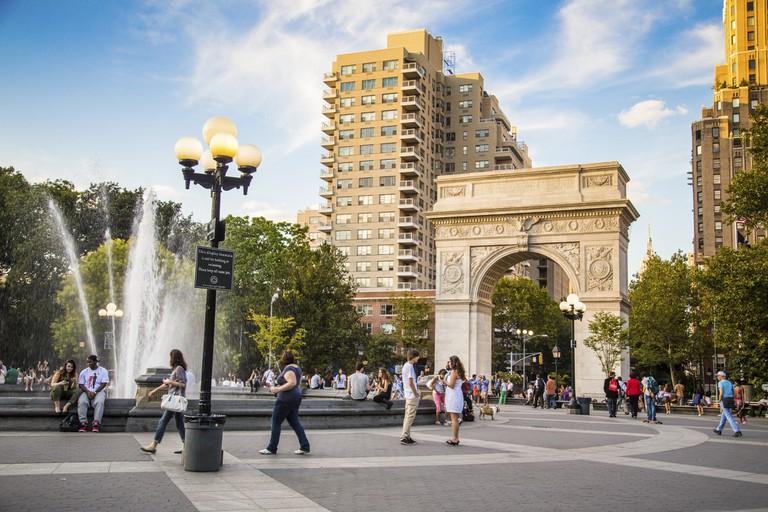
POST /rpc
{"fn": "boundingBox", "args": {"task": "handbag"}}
[161,393,188,413]
[721,396,735,409]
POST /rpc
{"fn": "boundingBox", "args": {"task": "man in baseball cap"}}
[77,355,109,432]
[713,370,742,438]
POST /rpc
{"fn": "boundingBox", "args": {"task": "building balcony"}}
[322,88,337,102]
[398,180,418,194]
[494,164,515,171]
[398,198,420,212]
[319,203,333,215]
[320,169,334,181]
[319,186,333,198]
[402,62,425,79]
[400,113,422,129]
[397,265,419,278]
[397,282,414,290]
[400,146,421,161]
[398,216,419,229]
[323,72,338,85]
[400,129,421,143]
[397,249,419,262]
[399,162,422,178]
[401,95,424,111]
[320,152,335,166]
[495,146,514,160]
[321,136,335,149]
[321,121,336,134]
[322,105,337,117]
[401,80,421,95]
[398,233,418,245]
[318,222,332,232]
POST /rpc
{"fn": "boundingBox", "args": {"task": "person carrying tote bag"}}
[141,349,188,454]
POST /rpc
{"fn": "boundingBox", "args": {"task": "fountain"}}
[48,200,97,356]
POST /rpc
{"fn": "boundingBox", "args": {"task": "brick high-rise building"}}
[691,0,766,264]
[318,29,530,292]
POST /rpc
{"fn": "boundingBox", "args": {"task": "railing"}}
[321,122,335,131]
[402,96,424,108]
[399,199,417,207]
[401,113,422,123]
[323,72,337,80]
[321,136,335,145]
[398,282,413,290]
[398,266,415,273]
[403,63,425,76]
[398,249,415,256]
[400,146,419,155]
[322,105,337,113]
[321,152,334,160]
[322,88,336,97]
[398,216,417,224]
[401,129,419,137]
[494,164,515,171]
[399,181,416,188]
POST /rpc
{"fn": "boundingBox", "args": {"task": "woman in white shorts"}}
[444,355,466,446]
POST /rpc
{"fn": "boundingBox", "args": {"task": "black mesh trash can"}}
[183,414,226,472]
[577,397,592,415]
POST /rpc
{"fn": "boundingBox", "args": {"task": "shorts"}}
[433,391,445,413]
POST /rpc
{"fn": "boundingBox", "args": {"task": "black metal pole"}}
[569,313,578,407]
[198,162,223,417]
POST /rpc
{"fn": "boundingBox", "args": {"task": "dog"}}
[479,405,495,420]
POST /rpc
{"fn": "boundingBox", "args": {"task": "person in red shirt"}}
[624,371,643,419]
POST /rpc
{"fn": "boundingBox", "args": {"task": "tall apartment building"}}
[319,29,530,292]
[296,208,323,249]
[691,0,767,264]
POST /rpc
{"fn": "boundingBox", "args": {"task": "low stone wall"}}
[0,397,436,432]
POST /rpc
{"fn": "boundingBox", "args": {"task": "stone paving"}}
[0,405,766,511]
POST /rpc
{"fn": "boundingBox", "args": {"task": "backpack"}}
[647,376,659,395]
[59,411,80,432]
[608,378,618,393]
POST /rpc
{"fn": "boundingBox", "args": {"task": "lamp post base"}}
[183,414,227,472]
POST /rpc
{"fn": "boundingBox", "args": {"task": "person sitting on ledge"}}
[348,363,370,401]
[50,359,78,414]
[77,355,109,433]
[373,368,394,409]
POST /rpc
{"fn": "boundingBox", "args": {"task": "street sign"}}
[195,246,234,291]
[206,219,226,242]
[103,331,114,350]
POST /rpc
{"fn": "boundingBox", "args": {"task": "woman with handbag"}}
[141,349,188,454]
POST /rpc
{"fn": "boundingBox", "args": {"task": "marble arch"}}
[425,162,639,397]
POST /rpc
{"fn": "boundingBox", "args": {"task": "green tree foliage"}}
[491,276,570,373]
[248,313,306,369]
[364,333,401,371]
[390,292,434,355]
[698,242,768,386]
[584,312,627,376]
[723,104,768,229]
[628,253,699,385]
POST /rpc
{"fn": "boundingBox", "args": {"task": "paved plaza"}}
[1,405,767,511]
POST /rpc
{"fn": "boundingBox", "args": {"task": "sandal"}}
[446,439,460,446]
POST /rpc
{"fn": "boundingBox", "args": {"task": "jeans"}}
[628,395,639,417]
[533,393,544,408]
[548,395,557,409]
[267,399,310,453]
[78,391,106,423]
[606,397,618,417]
[154,409,185,443]
[645,395,656,422]
[401,397,420,439]
[716,402,741,433]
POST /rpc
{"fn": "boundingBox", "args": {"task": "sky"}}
[0,0,725,277]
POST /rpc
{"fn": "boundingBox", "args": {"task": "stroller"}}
[462,381,475,422]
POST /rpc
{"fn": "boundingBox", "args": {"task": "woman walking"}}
[625,372,642,419]
[444,355,466,446]
[50,360,78,413]
[429,369,446,424]
[734,380,748,424]
[692,382,705,416]
[372,368,394,409]
[260,351,310,455]
[141,349,188,454]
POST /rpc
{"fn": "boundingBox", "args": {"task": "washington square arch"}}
[426,161,639,397]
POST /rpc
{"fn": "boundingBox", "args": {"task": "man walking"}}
[713,371,742,438]
[348,363,370,400]
[625,372,642,419]
[642,372,661,424]
[77,355,109,432]
[674,381,686,407]
[532,375,545,409]
[604,371,620,418]
[546,375,557,409]
[400,349,420,445]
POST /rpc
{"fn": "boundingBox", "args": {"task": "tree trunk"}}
[668,360,676,387]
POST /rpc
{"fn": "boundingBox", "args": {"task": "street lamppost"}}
[174,116,262,472]
[269,289,280,370]
[552,344,561,379]
[559,293,586,408]
[516,328,532,387]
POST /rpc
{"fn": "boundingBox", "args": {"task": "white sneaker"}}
[293,449,309,455]
[259,448,276,455]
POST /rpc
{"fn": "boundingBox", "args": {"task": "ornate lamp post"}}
[516,329,532,387]
[98,302,123,385]
[174,116,262,472]
[269,289,280,370]
[559,293,586,408]
[552,344,561,378]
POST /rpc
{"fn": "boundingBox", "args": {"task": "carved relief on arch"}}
[440,185,467,198]
[548,242,580,275]
[531,216,619,235]
[440,251,465,295]
[470,245,505,278]
[586,246,613,291]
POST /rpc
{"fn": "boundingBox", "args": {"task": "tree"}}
[364,333,401,371]
[248,313,306,368]
[584,312,627,376]
[390,292,434,356]
[628,252,693,385]
[723,104,768,229]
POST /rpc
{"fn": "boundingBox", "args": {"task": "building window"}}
[713,158,720,169]
[337,196,352,207]
[383,59,398,70]
[377,261,394,271]
[380,304,395,315]
[358,195,373,205]
[475,129,489,138]
[733,98,740,108]
[733,113,740,123]
[361,95,376,105]
[715,221,722,231]
[697,191,703,203]
[379,193,395,204]
[380,323,395,333]
[748,2,754,12]
[734,156,743,168]
[696,145,702,155]
[357,229,372,240]
[712,127,719,138]
[379,176,396,186]
[378,229,394,240]
[359,160,374,171]
[340,65,356,75]
[357,304,373,315]
[362,79,375,90]
[714,205,721,213]
[379,212,395,222]
[748,31,755,42]
[458,100,472,109]
[377,277,394,288]
[698,222,704,233]
[378,245,394,255]
[356,261,371,272]
[339,129,354,141]
[360,127,375,138]
[382,109,397,120]
[382,77,397,87]
[460,115,472,124]
[749,59,756,70]
[358,177,373,188]
[697,175,702,187]
[713,174,721,185]
[750,74,756,84]
[356,277,371,287]
[751,99,759,109]
[362,62,375,73]
[339,146,353,156]
[360,144,374,155]
[361,322,372,334]
[381,142,396,153]
[458,84,473,93]
[340,81,355,92]
[336,214,351,224]
[748,15,755,26]
[341,97,356,108]
[475,160,490,169]
[382,93,398,103]
[336,230,351,240]
[714,190,721,200]
[339,163,354,174]
[361,111,375,122]
[475,144,489,153]
[713,143,720,154]
[381,125,397,136]
[380,158,396,169]
[337,179,352,189]
[446,132,456,141]
[357,245,372,256]
[358,213,372,223]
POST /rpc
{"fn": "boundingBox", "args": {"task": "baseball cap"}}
[87,354,99,362]
[716,370,726,377]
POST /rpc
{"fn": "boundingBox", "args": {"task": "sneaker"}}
[259,448,276,455]
[733,431,743,438]
[293,449,309,455]
[400,437,415,445]
[713,428,722,435]
[91,421,100,433]
[78,423,87,433]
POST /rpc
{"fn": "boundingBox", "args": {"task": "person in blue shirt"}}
[713,371,742,438]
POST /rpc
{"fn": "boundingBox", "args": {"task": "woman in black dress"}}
[372,367,393,409]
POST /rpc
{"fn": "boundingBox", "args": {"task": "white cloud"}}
[618,99,687,129]
[239,200,293,222]
[646,23,723,87]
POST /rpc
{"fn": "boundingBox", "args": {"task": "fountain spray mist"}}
[48,200,97,356]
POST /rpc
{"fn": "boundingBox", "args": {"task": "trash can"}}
[183,414,226,472]
[577,397,592,415]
